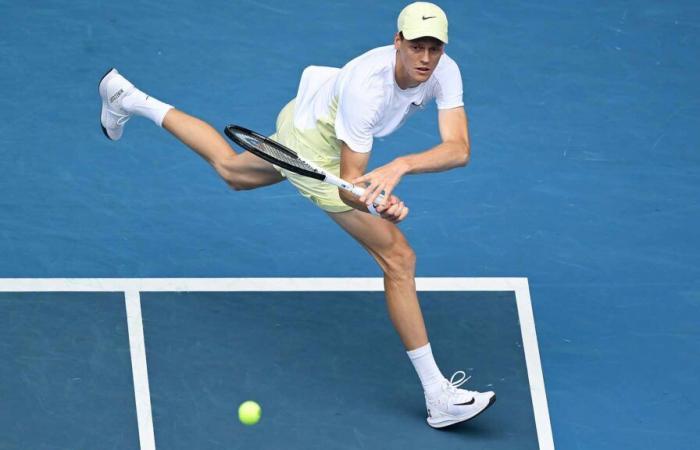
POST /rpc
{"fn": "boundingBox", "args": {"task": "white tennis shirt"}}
[292,45,464,153]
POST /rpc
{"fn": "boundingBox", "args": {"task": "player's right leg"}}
[98,68,283,190]
[328,209,496,428]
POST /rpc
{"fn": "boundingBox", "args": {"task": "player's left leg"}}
[161,109,284,190]
[328,208,496,428]
[98,68,284,190]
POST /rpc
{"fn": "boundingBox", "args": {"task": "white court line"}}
[124,291,156,450]
[0,277,523,292]
[513,278,555,450]
[0,278,554,450]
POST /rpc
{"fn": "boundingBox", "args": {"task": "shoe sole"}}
[427,393,497,429]
[98,67,116,140]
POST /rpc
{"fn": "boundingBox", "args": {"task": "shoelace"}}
[108,108,132,126]
[445,370,474,395]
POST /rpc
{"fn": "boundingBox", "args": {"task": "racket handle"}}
[349,185,366,197]
[350,185,385,206]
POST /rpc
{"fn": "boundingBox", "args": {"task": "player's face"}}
[394,33,445,88]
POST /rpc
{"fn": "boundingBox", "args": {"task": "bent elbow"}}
[458,145,470,167]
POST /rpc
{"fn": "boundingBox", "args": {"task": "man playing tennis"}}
[98,2,495,428]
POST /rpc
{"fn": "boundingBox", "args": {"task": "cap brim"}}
[401,27,448,43]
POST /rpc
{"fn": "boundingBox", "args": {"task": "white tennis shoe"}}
[98,68,134,140]
[425,371,496,428]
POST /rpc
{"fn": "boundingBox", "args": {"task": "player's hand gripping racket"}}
[224,125,385,207]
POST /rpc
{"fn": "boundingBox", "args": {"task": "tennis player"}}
[98,2,495,428]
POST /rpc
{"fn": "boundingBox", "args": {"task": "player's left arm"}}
[354,106,470,205]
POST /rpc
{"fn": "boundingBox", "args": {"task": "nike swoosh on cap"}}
[422,15,436,20]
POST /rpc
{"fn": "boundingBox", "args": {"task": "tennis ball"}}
[238,400,261,425]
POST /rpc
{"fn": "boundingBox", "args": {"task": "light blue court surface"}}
[1,0,699,449]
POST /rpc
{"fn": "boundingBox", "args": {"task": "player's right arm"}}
[339,142,409,223]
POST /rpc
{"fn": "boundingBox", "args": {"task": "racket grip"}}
[349,185,366,197]
[350,185,385,206]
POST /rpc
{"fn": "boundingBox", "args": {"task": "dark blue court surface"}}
[1,0,699,449]
[0,292,139,450]
[142,291,536,450]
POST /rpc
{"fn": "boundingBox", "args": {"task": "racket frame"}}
[225,124,384,204]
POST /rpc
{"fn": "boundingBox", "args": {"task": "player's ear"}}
[394,32,403,49]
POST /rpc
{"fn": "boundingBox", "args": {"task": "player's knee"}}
[226,177,249,191]
[216,160,249,191]
[222,171,245,191]
[383,242,416,280]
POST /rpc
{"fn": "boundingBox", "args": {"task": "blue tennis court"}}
[1,278,545,449]
[1,0,699,449]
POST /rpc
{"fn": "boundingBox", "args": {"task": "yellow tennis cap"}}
[397,2,449,43]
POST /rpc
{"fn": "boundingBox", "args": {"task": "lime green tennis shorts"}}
[269,99,353,213]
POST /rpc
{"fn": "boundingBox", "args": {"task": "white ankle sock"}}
[122,88,173,127]
[407,343,446,397]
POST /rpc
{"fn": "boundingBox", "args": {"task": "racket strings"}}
[235,131,318,173]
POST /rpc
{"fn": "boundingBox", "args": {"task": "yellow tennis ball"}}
[238,400,261,425]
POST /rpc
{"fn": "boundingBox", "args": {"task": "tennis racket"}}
[224,125,385,205]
